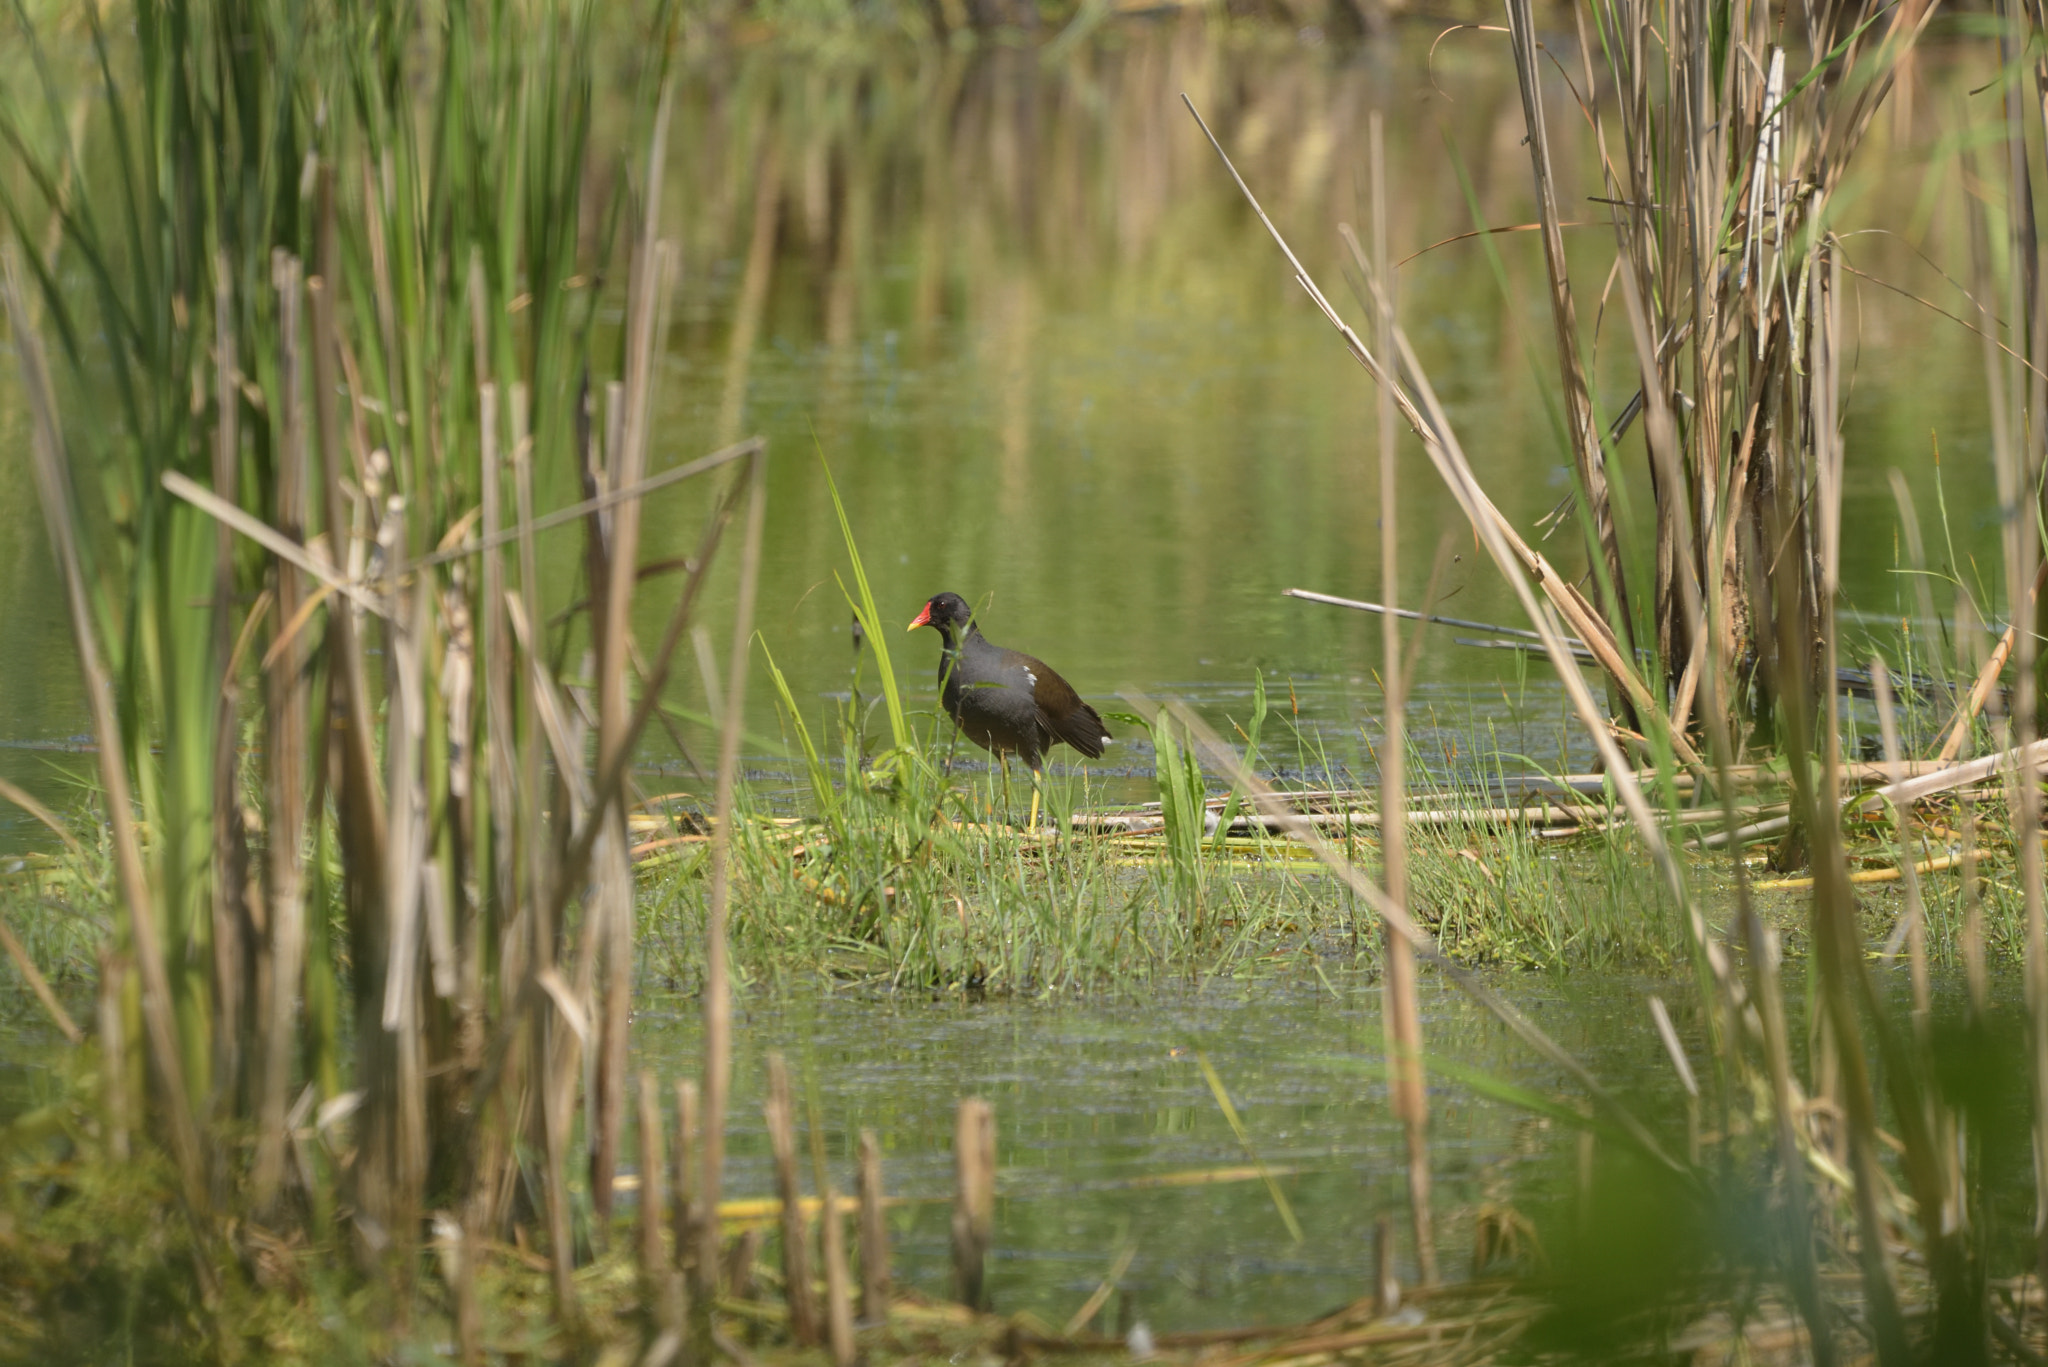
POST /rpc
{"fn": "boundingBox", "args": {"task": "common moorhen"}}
[906,591,1112,827]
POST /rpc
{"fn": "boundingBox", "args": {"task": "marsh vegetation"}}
[4,1,2048,1364]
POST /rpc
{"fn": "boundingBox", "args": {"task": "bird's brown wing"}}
[1022,654,1111,758]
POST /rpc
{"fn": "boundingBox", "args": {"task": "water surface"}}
[633,969,1693,1331]
[0,26,2009,842]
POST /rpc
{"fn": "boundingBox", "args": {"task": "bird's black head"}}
[907,591,975,639]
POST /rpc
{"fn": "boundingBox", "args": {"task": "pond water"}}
[0,23,2009,838]
[634,969,1693,1332]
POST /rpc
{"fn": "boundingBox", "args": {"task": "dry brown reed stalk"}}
[1934,558,2047,763]
[95,946,128,1161]
[728,1226,764,1303]
[815,1135,858,1366]
[673,1078,700,1287]
[1968,43,2048,1288]
[0,777,84,856]
[251,250,313,1216]
[765,1052,819,1344]
[1,246,207,1216]
[208,254,250,1114]
[1177,101,1744,1222]
[858,1127,890,1322]
[802,1065,857,1360]
[592,85,678,1227]
[640,1071,682,1330]
[718,136,785,450]
[1371,1214,1396,1314]
[1502,0,1626,659]
[1611,177,1845,1344]
[1800,248,1909,1363]
[1369,109,1434,1288]
[953,1096,997,1311]
[1572,0,1934,755]
[697,442,770,1317]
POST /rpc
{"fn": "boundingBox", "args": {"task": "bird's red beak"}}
[906,602,932,632]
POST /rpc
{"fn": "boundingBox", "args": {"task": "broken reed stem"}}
[639,1071,680,1328]
[821,1172,857,1367]
[799,1070,857,1366]
[1936,557,2048,762]
[857,1128,890,1323]
[952,1096,996,1311]
[1371,1213,1398,1315]
[96,947,129,1160]
[727,1227,763,1303]
[765,1053,819,1345]
[672,1079,699,1285]
[1370,109,1436,1289]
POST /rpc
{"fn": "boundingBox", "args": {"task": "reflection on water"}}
[0,18,2036,1346]
[631,970,1689,1330]
[627,968,2043,1334]
[639,23,1999,753]
[0,24,2005,839]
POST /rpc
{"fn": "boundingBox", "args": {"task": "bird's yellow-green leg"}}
[998,754,1013,826]
[1027,768,1045,833]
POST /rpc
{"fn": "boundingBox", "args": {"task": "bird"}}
[906,591,1111,829]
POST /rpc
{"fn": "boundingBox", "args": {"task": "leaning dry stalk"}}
[1182,102,1731,1108]
[1369,111,1434,1287]
[1181,99,1700,772]
[1159,698,1680,1172]
[1934,558,2046,762]
[2,246,207,1214]
[0,907,80,1044]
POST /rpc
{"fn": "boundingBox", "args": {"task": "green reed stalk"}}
[0,5,806,1352]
